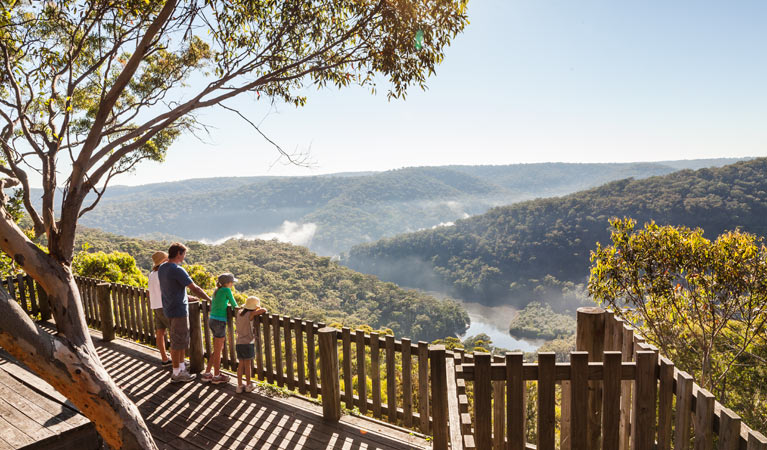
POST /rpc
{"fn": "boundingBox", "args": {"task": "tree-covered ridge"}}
[66,160,740,255]
[74,228,468,342]
[344,158,767,307]
[508,302,576,341]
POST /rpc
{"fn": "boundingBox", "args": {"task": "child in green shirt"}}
[202,273,239,384]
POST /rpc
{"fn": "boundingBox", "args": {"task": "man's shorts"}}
[236,343,255,360]
[209,318,227,339]
[169,316,190,350]
[153,308,170,331]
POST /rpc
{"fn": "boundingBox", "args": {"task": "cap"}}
[218,273,238,286]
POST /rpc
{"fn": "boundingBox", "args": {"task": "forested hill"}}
[63,159,742,255]
[74,228,468,342]
[343,158,767,308]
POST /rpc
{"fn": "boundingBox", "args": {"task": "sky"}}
[117,0,767,186]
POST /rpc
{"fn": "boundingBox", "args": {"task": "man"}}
[158,242,212,383]
[148,251,171,366]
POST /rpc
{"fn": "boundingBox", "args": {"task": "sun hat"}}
[244,296,261,310]
[151,251,168,267]
[218,273,238,286]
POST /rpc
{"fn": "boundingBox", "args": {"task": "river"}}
[457,300,543,353]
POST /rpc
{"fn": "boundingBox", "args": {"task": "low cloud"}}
[201,221,317,247]
[431,221,455,229]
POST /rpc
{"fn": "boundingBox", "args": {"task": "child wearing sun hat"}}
[235,296,267,393]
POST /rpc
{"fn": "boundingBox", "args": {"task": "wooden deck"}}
[0,350,98,449]
[91,329,431,450]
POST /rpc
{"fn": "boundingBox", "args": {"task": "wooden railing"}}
[73,277,435,435]
[5,275,767,449]
[2,273,51,321]
[449,307,767,450]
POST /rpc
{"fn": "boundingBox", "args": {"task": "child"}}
[235,296,267,393]
[201,273,239,384]
[148,251,171,366]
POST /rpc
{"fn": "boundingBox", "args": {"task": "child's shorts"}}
[236,343,255,360]
[208,318,227,338]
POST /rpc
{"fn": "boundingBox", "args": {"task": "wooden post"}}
[570,351,589,450]
[25,275,38,316]
[371,332,381,418]
[401,337,413,428]
[187,301,204,374]
[674,371,694,450]
[537,352,556,450]
[96,283,115,342]
[418,341,430,434]
[355,330,367,413]
[620,324,635,450]
[16,273,28,314]
[632,350,658,450]
[576,306,605,449]
[601,351,622,450]
[36,281,51,322]
[492,355,505,450]
[506,352,526,450]
[656,356,675,450]
[430,345,448,450]
[748,431,767,450]
[318,327,341,422]
[474,352,492,449]
[693,388,714,450]
[385,334,396,424]
[718,407,741,450]
[341,328,353,409]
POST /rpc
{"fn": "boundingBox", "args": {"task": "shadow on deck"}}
[93,332,430,450]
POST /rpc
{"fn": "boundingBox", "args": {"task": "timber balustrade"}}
[452,307,767,450]
[5,274,767,449]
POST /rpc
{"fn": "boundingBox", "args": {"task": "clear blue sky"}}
[120,0,766,185]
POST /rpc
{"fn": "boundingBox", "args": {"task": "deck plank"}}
[0,351,97,448]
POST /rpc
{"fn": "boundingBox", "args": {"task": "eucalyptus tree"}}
[0,0,468,447]
[589,218,767,399]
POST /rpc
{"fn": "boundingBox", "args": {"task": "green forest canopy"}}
[344,158,767,309]
[74,228,469,342]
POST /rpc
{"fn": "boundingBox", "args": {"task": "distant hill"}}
[50,158,745,255]
[343,158,767,309]
[74,227,469,342]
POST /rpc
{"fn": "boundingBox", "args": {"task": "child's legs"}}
[207,337,225,374]
[237,361,245,386]
[242,359,253,384]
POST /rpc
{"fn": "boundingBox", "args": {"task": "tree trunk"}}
[0,214,157,449]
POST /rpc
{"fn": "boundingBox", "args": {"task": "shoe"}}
[236,385,244,393]
[200,372,213,382]
[211,374,229,385]
[244,384,255,393]
[170,370,196,383]
[161,359,172,367]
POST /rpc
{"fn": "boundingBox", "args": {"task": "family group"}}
[146,242,266,392]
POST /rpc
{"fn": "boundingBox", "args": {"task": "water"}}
[458,300,543,353]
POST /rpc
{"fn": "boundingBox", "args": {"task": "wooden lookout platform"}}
[80,326,430,450]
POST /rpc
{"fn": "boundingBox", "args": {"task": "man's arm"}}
[187,282,211,302]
